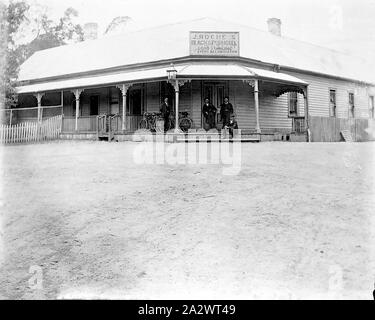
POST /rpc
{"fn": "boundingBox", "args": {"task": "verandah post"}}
[117,83,132,131]
[71,89,84,132]
[33,92,44,141]
[33,92,44,123]
[173,80,188,133]
[244,79,261,134]
[174,81,180,133]
[254,79,261,133]
[303,86,310,142]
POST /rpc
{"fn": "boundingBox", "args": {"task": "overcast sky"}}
[22,0,375,61]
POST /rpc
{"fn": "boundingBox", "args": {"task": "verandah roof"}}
[178,64,307,85]
[16,64,307,94]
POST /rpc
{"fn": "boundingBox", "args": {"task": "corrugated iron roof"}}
[18,17,375,84]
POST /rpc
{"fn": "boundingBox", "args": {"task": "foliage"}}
[0,0,30,113]
[29,7,84,54]
[1,1,84,116]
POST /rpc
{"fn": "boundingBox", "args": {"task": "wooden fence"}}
[0,115,62,144]
[309,116,375,142]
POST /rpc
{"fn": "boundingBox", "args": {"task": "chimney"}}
[83,22,98,40]
[267,18,281,36]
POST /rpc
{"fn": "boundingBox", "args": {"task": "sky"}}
[18,0,375,61]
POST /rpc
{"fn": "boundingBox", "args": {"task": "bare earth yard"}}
[0,141,374,299]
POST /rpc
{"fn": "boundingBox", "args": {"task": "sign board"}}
[189,31,239,56]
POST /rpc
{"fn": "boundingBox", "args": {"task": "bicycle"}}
[139,112,162,132]
[166,111,193,132]
[178,111,193,132]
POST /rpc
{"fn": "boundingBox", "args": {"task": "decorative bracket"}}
[71,88,84,100]
[33,92,45,105]
[173,79,190,91]
[302,86,308,98]
[178,79,190,86]
[243,79,256,88]
[116,83,133,95]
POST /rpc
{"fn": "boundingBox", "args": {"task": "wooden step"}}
[176,137,260,143]
[340,130,353,142]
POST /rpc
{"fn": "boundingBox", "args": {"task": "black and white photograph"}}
[0,0,374,304]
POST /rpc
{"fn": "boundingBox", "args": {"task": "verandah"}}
[13,78,309,136]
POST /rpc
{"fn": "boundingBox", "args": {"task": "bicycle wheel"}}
[179,118,192,132]
[169,118,175,130]
[149,118,156,131]
[139,119,147,129]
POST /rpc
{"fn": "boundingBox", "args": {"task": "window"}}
[109,88,119,114]
[89,95,99,116]
[348,92,355,118]
[127,88,143,115]
[288,92,298,116]
[369,96,374,119]
[329,89,336,117]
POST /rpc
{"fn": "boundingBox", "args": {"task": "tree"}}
[28,7,84,54]
[0,0,30,114]
[104,16,132,36]
[0,1,84,120]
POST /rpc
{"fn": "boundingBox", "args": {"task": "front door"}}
[202,82,227,128]
[89,95,99,116]
[128,88,143,115]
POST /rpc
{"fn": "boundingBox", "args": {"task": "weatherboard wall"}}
[284,70,374,119]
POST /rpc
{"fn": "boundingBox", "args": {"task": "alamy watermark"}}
[132,130,242,175]
[28,265,43,290]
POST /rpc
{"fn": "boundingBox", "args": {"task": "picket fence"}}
[0,115,62,144]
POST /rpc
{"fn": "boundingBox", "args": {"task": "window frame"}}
[288,91,298,117]
[126,85,144,116]
[89,94,100,116]
[369,95,374,119]
[348,91,355,118]
[329,89,337,117]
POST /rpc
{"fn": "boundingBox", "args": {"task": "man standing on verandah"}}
[220,96,234,128]
[160,97,171,132]
[202,98,217,130]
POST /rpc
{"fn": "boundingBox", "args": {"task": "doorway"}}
[127,88,143,115]
[89,95,99,116]
[202,81,227,128]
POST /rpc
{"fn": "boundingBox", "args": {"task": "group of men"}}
[202,96,234,130]
[159,96,236,132]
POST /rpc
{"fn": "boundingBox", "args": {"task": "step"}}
[176,137,260,143]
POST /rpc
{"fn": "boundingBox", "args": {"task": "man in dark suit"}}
[160,97,171,132]
[220,96,234,128]
[202,98,217,130]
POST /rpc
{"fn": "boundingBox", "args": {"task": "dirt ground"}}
[0,140,374,299]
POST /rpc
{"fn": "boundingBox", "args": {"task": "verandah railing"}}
[62,115,143,133]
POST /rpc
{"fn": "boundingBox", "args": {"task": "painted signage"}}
[189,31,239,56]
